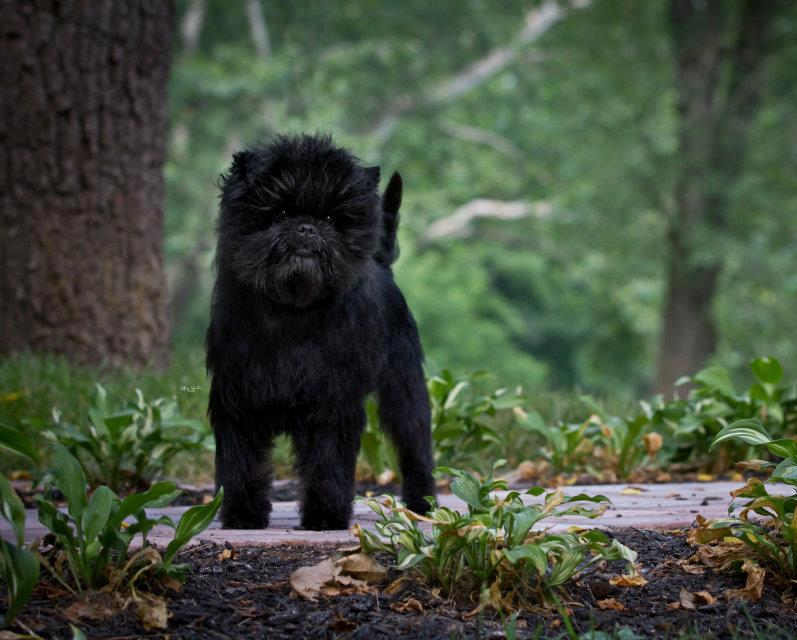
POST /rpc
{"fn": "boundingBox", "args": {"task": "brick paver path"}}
[2,481,741,548]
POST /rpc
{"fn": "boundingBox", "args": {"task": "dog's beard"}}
[228,228,356,308]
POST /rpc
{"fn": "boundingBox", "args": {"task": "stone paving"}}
[2,481,741,548]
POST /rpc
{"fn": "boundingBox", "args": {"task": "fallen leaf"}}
[675,558,705,575]
[666,601,681,611]
[696,473,716,482]
[384,577,407,596]
[597,598,627,611]
[290,558,340,601]
[620,487,646,496]
[725,559,765,602]
[335,552,387,584]
[218,548,235,561]
[137,594,170,631]
[62,593,127,623]
[643,432,663,457]
[609,573,648,588]
[391,597,424,613]
[679,588,716,610]
[201,494,213,505]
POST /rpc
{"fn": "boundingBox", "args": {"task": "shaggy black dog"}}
[206,133,436,530]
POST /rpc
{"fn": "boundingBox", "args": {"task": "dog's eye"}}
[324,214,332,222]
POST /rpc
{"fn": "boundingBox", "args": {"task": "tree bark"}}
[655,0,776,393]
[0,0,174,369]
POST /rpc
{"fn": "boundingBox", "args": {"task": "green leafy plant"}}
[356,461,636,609]
[0,473,39,626]
[428,370,524,469]
[645,357,797,467]
[35,442,222,593]
[45,384,212,493]
[518,401,660,481]
[692,418,797,582]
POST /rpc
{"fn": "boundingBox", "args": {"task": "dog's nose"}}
[297,223,316,236]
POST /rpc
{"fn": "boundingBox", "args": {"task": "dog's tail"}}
[376,171,402,266]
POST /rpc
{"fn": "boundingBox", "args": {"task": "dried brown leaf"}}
[725,560,765,602]
[391,597,424,613]
[137,594,170,631]
[597,598,627,611]
[609,573,648,587]
[335,552,387,584]
[619,487,646,496]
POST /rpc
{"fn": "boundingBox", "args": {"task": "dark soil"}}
[8,530,797,639]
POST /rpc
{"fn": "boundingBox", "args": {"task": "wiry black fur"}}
[206,133,436,530]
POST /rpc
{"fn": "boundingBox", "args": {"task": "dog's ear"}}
[381,171,402,215]
[364,165,381,189]
[231,150,255,183]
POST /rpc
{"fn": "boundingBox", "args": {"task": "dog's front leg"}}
[210,392,273,528]
[292,406,365,530]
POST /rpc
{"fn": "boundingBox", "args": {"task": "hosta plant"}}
[428,370,524,470]
[45,384,213,493]
[36,442,222,593]
[356,461,636,609]
[0,473,39,626]
[691,418,797,583]
[644,357,797,466]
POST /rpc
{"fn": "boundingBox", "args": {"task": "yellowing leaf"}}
[643,432,663,457]
[696,473,716,482]
[620,487,646,496]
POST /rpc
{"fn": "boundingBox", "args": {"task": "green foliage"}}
[356,461,635,608]
[0,473,39,626]
[643,357,797,465]
[35,443,222,593]
[693,419,797,580]
[429,370,524,469]
[44,384,213,493]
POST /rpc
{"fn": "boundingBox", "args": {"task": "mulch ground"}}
[9,530,797,639]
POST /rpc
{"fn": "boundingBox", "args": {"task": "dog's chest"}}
[249,315,382,401]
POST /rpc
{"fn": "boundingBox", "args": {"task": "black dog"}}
[206,133,436,530]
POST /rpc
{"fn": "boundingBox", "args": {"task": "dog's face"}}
[216,134,381,307]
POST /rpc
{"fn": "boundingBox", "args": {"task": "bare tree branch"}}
[368,0,589,145]
[246,0,272,60]
[439,120,523,160]
[180,0,207,54]
[421,199,553,244]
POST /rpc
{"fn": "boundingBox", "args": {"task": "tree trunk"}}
[0,0,175,369]
[655,0,776,393]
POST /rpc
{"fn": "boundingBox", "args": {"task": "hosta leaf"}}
[397,549,426,570]
[52,442,87,519]
[0,540,39,624]
[751,357,783,385]
[694,366,736,398]
[111,482,180,527]
[710,419,771,451]
[503,544,548,575]
[82,486,115,543]
[549,547,584,586]
[163,488,223,566]
[434,467,483,510]
[0,474,27,546]
[0,424,39,463]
